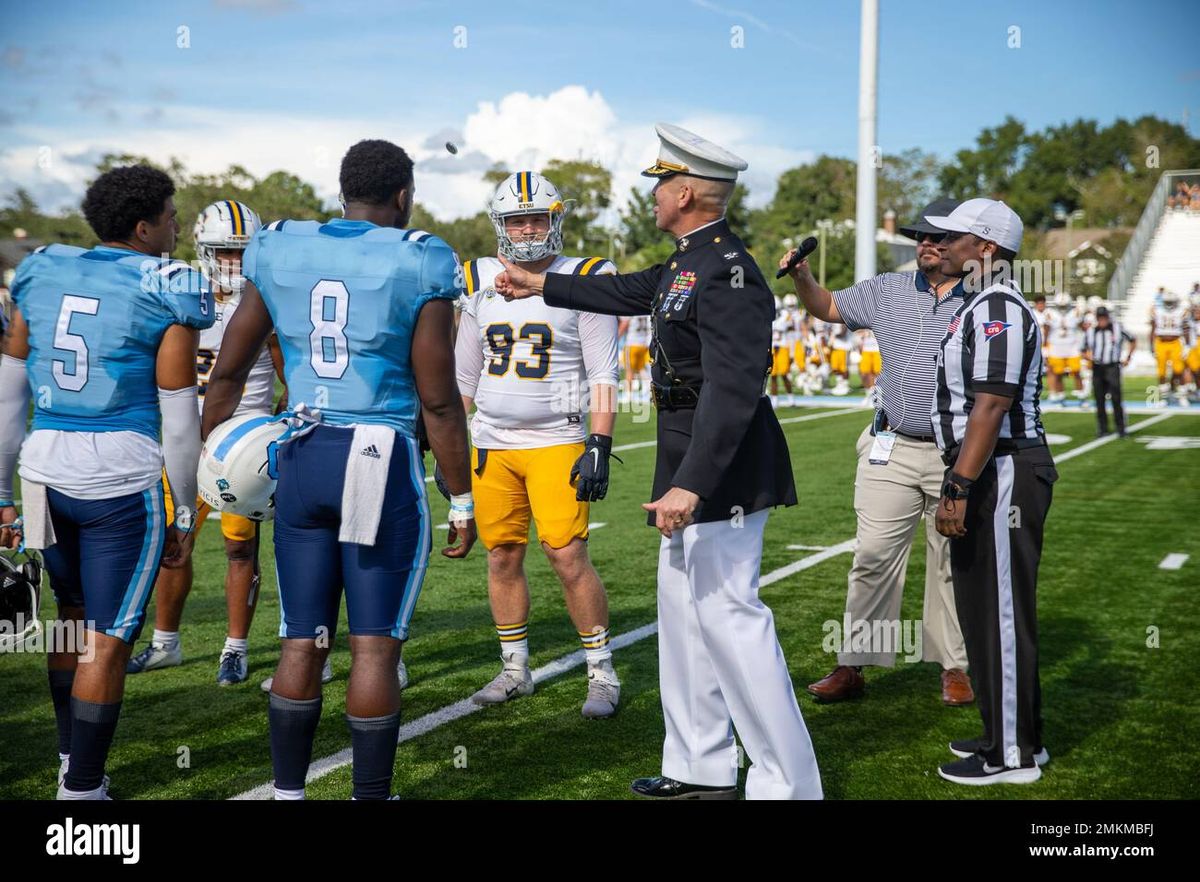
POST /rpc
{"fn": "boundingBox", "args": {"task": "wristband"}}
[449,493,474,525]
[0,500,14,508]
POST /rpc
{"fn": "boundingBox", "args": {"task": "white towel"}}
[20,480,56,550]
[339,425,395,545]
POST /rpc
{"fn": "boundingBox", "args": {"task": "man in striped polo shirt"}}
[782,198,973,707]
[1082,307,1136,438]
[927,198,1055,785]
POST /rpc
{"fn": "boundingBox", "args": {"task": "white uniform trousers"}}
[657,508,823,800]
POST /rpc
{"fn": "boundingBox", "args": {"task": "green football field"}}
[2,401,1198,800]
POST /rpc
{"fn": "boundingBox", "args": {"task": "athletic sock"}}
[64,697,121,792]
[268,693,323,793]
[152,629,180,652]
[347,711,402,800]
[48,669,75,756]
[223,636,248,655]
[495,621,528,660]
[580,627,612,667]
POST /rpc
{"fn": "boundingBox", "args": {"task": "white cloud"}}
[0,86,813,224]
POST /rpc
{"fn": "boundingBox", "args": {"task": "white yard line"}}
[1054,412,1174,463]
[1159,553,1189,571]
[230,538,858,800]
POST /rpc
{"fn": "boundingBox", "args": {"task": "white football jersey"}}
[860,329,880,352]
[782,310,801,347]
[198,295,276,416]
[829,324,851,351]
[771,313,790,347]
[458,255,619,450]
[1153,305,1188,338]
[626,314,653,348]
[1047,308,1082,358]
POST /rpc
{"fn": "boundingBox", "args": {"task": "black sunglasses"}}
[915,232,946,244]
[940,230,975,243]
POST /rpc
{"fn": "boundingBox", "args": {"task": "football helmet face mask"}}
[198,413,289,521]
[194,200,262,295]
[489,172,566,263]
[0,549,43,652]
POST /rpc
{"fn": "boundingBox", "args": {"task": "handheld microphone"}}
[775,236,819,279]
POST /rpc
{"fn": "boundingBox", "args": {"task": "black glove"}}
[570,434,617,502]
[433,462,451,501]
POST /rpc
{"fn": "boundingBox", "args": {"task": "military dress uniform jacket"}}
[542,219,797,525]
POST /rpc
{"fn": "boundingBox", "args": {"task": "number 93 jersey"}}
[242,218,461,437]
[12,244,214,437]
[457,255,619,449]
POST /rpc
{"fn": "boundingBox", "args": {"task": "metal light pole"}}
[854,0,879,282]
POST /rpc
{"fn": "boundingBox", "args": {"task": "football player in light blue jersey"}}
[202,139,476,800]
[0,165,214,800]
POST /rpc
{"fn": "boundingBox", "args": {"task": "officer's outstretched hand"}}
[495,257,544,300]
[570,434,615,501]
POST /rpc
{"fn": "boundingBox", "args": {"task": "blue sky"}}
[1,0,1196,219]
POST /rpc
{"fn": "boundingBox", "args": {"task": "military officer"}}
[494,123,822,800]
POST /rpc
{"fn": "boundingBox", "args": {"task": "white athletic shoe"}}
[126,641,182,673]
[471,656,534,706]
[260,657,334,693]
[56,782,112,800]
[397,658,409,690]
[581,662,621,719]
[57,758,110,792]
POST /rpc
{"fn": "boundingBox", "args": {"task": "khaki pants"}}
[836,425,967,670]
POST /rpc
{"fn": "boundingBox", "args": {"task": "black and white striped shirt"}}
[1083,322,1134,365]
[833,271,964,437]
[933,282,1045,450]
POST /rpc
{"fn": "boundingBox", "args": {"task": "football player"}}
[1045,291,1085,401]
[617,313,652,403]
[0,165,214,799]
[857,329,881,390]
[126,200,290,686]
[202,139,474,800]
[828,323,852,395]
[769,296,794,406]
[1186,297,1200,402]
[1150,290,1190,401]
[456,171,622,718]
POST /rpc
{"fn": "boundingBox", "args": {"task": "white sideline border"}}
[230,410,1168,799]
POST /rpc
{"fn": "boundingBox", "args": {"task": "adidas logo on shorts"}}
[361,444,381,459]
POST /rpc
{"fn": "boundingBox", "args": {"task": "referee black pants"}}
[950,445,1056,768]
[1092,362,1125,435]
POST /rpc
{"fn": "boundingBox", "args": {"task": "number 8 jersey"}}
[456,255,619,450]
[242,218,461,437]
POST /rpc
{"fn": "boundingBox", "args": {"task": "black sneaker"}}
[938,754,1041,785]
[948,738,1049,766]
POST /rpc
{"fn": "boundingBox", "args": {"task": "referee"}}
[782,198,973,707]
[1082,307,1135,438]
[926,198,1055,785]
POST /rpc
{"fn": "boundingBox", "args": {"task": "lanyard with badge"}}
[869,407,896,465]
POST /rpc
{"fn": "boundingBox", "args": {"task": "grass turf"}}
[1,404,1197,800]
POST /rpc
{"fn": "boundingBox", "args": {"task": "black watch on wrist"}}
[942,471,974,500]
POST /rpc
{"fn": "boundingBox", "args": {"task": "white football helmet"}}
[194,200,262,293]
[198,413,289,521]
[783,294,799,310]
[0,549,42,653]
[488,171,566,262]
[1053,290,1072,309]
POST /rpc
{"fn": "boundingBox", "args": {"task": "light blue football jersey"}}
[11,244,214,438]
[243,218,462,437]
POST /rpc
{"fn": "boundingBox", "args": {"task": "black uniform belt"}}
[942,435,1046,465]
[895,430,936,443]
[652,382,702,410]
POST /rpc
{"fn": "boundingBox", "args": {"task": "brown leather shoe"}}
[941,668,975,706]
[806,665,865,702]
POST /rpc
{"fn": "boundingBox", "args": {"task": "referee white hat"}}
[925,198,1024,253]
